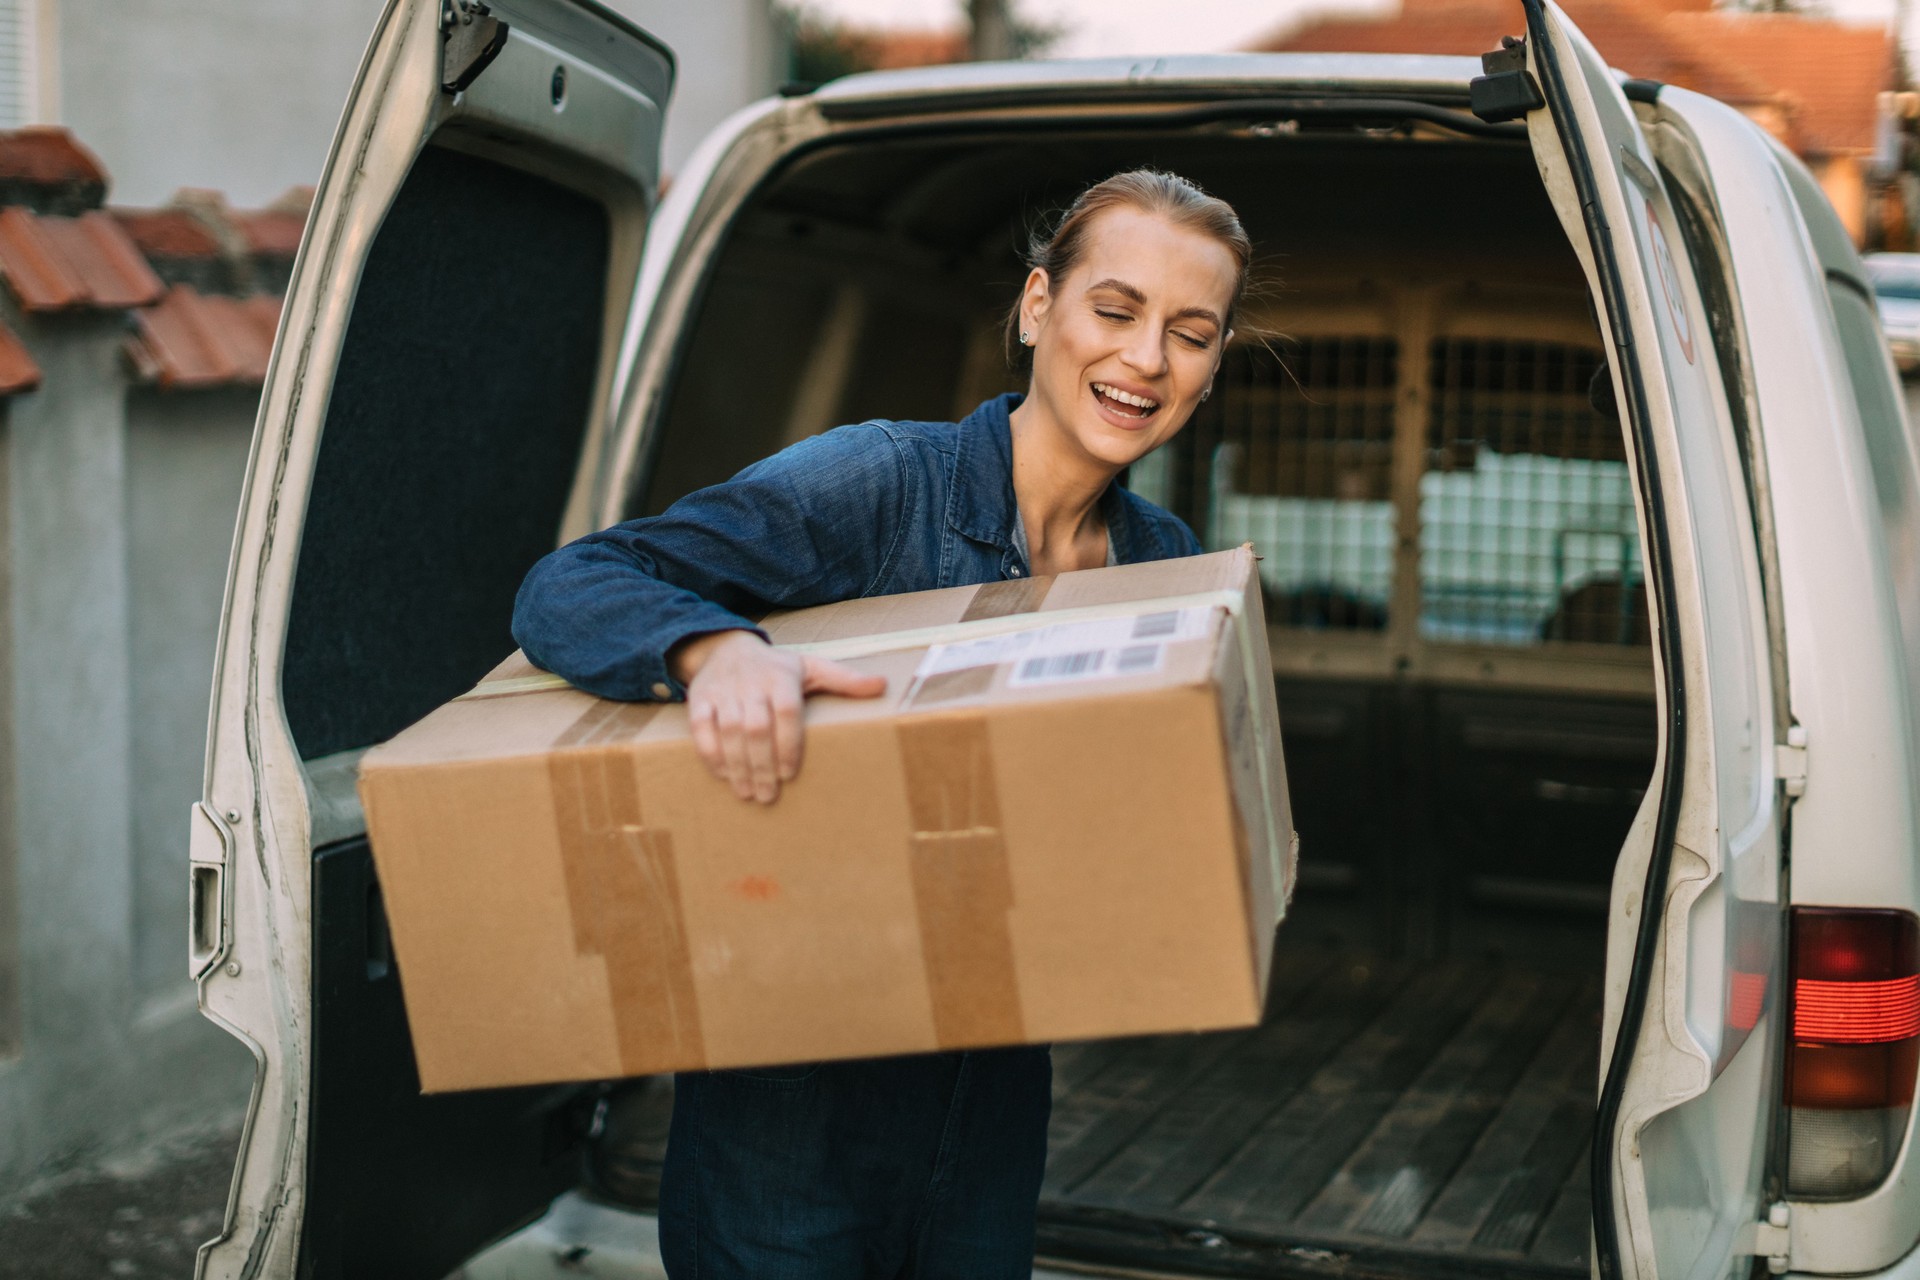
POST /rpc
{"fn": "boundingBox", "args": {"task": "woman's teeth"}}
[1092,382,1160,417]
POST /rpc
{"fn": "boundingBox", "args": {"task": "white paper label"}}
[914,606,1212,682]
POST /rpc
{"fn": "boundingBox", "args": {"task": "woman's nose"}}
[1120,325,1169,378]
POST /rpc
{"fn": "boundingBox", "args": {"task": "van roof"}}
[808,52,1487,119]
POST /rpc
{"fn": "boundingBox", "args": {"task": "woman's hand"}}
[669,630,887,804]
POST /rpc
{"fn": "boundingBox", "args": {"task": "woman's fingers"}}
[800,656,888,699]
[772,688,804,782]
[688,697,725,782]
[712,698,755,801]
[683,650,883,804]
[741,696,780,804]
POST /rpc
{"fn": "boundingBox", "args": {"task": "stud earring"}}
[1020,330,1032,345]
[1201,387,1212,401]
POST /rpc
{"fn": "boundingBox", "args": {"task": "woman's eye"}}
[1095,309,1130,323]
[1175,330,1211,350]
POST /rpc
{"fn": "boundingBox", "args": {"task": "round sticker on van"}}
[1645,197,1696,365]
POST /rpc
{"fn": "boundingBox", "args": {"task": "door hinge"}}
[1775,724,1808,798]
[440,0,508,95]
[1736,1202,1791,1273]
[1469,36,1546,124]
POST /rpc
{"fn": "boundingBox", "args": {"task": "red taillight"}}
[1787,908,1920,1197]
[1795,976,1920,1044]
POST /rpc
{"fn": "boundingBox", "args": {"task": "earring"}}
[1201,388,1211,401]
[1020,330,1032,345]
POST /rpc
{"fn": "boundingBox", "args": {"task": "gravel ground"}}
[0,1117,241,1280]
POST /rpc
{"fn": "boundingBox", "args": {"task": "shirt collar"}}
[949,392,1144,567]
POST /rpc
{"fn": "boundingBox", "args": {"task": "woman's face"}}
[1019,206,1238,471]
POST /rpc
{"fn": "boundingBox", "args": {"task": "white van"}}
[185,1,1920,1278]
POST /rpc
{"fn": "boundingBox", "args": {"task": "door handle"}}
[188,801,234,978]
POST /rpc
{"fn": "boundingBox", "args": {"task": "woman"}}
[513,168,1252,1279]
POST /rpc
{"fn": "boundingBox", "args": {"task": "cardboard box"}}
[358,545,1294,1092]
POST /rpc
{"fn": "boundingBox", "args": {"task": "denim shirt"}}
[512,393,1203,702]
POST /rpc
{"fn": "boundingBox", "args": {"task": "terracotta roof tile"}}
[0,320,41,395]
[0,207,165,312]
[110,207,223,260]
[860,27,969,70]
[229,206,306,258]
[125,285,281,390]
[0,128,108,214]
[1262,0,1774,101]
[1667,13,1895,153]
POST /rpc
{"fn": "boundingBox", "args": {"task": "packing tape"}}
[896,714,1025,1048]
[780,588,1248,664]
[459,588,1248,700]
[960,574,1053,620]
[548,703,704,1072]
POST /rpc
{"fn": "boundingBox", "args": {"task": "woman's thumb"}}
[801,656,888,698]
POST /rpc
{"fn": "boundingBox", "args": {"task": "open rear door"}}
[1486,4,1790,1278]
[191,2,669,1276]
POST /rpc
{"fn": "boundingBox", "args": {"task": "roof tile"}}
[125,285,281,390]
[0,319,41,395]
[0,207,165,312]
[1253,0,1892,153]
[0,128,108,214]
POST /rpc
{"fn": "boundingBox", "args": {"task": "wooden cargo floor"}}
[1038,935,1601,1277]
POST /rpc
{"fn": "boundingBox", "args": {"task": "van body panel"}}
[1653,89,1920,1278]
[808,52,1487,117]
[192,2,668,1276]
[1520,6,1785,1277]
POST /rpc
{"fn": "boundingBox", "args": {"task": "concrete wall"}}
[53,0,780,207]
[0,309,255,1195]
[125,388,258,1003]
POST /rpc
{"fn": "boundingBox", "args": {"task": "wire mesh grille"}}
[1422,338,1645,646]
[1134,336,1399,631]
[1130,331,1648,649]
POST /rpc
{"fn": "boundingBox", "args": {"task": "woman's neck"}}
[1008,394,1120,576]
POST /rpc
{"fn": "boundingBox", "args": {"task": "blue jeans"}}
[658,1047,1052,1279]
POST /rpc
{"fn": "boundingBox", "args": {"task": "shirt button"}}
[650,681,672,699]
[1009,566,1021,577]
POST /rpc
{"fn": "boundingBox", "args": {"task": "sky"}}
[804,0,1905,57]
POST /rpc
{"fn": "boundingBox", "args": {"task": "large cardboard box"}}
[358,545,1294,1092]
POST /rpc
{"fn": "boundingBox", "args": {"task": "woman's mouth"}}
[1091,381,1161,423]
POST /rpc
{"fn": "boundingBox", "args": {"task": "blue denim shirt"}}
[512,393,1203,702]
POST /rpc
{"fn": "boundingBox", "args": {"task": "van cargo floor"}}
[1036,937,1601,1278]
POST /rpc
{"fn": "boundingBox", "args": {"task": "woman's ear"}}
[1021,267,1053,339]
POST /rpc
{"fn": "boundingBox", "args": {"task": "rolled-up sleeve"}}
[513,423,907,701]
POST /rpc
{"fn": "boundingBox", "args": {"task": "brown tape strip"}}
[907,664,998,708]
[555,697,664,749]
[960,574,1053,621]
[549,745,704,1071]
[896,715,1025,1047]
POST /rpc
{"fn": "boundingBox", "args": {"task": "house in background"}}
[0,0,781,206]
[1252,0,1903,247]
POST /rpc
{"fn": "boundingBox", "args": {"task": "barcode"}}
[1131,611,1180,639]
[1017,650,1103,682]
[1116,644,1161,672]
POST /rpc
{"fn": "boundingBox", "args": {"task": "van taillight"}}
[1787,907,1920,1197]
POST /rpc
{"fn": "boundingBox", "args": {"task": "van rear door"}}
[190,3,669,1277]
[1647,83,1920,1276]
[1498,3,1789,1278]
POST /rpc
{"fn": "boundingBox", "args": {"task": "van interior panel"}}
[283,144,610,762]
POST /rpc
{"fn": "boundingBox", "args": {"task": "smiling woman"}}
[511,168,1247,1279]
[1006,172,1249,573]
